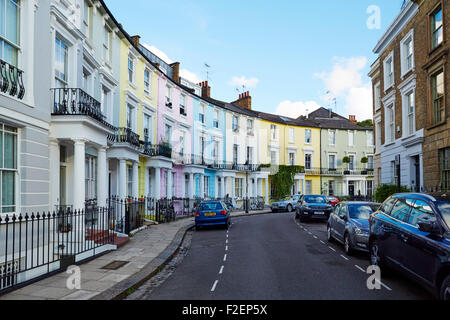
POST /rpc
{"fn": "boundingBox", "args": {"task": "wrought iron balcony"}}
[115,127,141,148]
[211,161,260,172]
[0,59,25,100]
[51,88,115,130]
[143,142,172,158]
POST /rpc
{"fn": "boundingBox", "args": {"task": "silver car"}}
[271,195,301,213]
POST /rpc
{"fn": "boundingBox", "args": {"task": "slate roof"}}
[255,111,321,128]
[307,107,373,131]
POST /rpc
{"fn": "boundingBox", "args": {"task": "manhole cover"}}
[101,260,129,270]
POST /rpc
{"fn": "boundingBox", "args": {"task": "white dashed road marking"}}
[328,246,336,252]
[320,240,326,245]
[377,279,392,291]
[219,266,224,274]
[355,265,366,273]
[211,280,219,292]
[313,235,318,239]
[340,255,349,261]
[225,246,228,251]
[223,254,227,262]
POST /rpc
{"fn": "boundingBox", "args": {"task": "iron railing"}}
[51,88,116,130]
[143,142,172,158]
[0,59,25,100]
[115,127,141,148]
[0,207,115,293]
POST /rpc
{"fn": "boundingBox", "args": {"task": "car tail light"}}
[195,211,200,216]
[220,210,227,216]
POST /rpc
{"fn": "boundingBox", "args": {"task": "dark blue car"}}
[295,195,333,222]
[195,201,231,230]
[369,193,450,300]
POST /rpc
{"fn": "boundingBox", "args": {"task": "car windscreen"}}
[436,201,450,228]
[304,196,327,204]
[348,204,378,220]
[199,202,223,211]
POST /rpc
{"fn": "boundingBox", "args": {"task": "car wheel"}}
[369,240,389,274]
[287,204,293,213]
[344,233,353,256]
[327,225,333,242]
[440,275,450,301]
[299,215,305,223]
[295,211,299,219]
[224,222,229,230]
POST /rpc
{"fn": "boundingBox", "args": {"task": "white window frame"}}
[366,130,374,147]
[367,155,374,170]
[399,74,416,138]
[329,129,336,146]
[289,128,295,143]
[305,129,312,144]
[400,29,414,78]
[304,153,313,170]
[374,82,381,112]
[144,68,151,93]
[348,130,354,147]
[103,25,112,65]
[128,53,136,85]
[85,155,97,201]
[288,151,296,166]
[348,154,356,171]
[328,153,337,169]
[271,124,277,140]
[0,124,18,214]
[213,109,219,128]
[383,51,394,92]
[180,94,186,116]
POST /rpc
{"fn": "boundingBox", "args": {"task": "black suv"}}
[369,193,450,300]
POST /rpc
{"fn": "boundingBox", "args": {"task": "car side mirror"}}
[418,220,441,235]
[339,213,347,221]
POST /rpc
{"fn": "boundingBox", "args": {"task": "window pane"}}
[4,131,16,169]
[408,200,435,227]
[6,0,19,45]
[0,0,5,38]
[2,171,15,212]
[390,198,410,222]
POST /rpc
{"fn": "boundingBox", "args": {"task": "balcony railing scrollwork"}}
[51,88,116,131]
[0,59,25,100]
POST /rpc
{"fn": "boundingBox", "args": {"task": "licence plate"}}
[314,212,325,215]
[204,213,216,217]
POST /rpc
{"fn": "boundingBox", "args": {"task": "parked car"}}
[295,195,333,222]
[195,201,231,230]
[327,196,340,207]
[271,194,301,213]
[327,201,381,255]
[369,192,450,300]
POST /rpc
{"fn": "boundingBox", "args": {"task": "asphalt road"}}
[139,212,433,300]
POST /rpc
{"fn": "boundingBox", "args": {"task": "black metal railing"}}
[0,207,115,293]
[107,197,144,234]
[0,59,25,100]
[115,127,141,148]
[51,88,116,130]
[143,142,172,158]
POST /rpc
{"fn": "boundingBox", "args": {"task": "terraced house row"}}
[0,0,375,218]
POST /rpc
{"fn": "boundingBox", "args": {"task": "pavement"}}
[139,212,433,300]
[0,208,271,300]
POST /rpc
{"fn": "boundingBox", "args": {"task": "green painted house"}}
[308,108,375,198]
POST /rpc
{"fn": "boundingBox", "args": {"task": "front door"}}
[348,181,355,197]
[59,166,66,208]
[413,156,421,192]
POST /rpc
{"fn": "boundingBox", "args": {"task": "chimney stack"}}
[199,81,211,98]
[170,62,180,83]
[349,115,357,124]
[131,35,140,47]
[233,91,252,110]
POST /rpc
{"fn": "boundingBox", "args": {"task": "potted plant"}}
[342,156,351,175]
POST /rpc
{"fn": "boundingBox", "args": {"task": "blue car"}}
[295,195,333,222]
[195,201,231,230]
[369,192,450,300]
[327,201,381,255]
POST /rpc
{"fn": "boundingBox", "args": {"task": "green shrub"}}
[374,184,410,203]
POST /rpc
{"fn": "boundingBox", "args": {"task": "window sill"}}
[427,120,447,131]
[128,82,137,90]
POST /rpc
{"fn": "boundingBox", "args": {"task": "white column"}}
[199,174,204,198]
[154,167,161,199]
[189,173,194,199]
[223,177,228,197]
[132,161,139,198]
[167,169,173,199]
[97,147,107,207]
[145,167,150,197]
[264,178,269,205]
[258,178,263,196]
[105,158,110,200]
[181,173,186,198]
[73,139,86,210]
[231,177,236,199]
[119,159,127,200]
[49,139,60,210]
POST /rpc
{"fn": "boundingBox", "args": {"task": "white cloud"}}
[314,56,373,120]
[180,69,201,84]
[141,43,202,85]
[142,43,174,64]
[275,100,322,119]
[228,76,259,88]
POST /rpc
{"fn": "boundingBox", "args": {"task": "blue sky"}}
[106,0,405,120]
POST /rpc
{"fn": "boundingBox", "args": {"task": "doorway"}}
[348,181,355,197]
[413,156,421,192]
